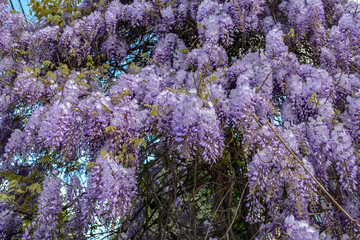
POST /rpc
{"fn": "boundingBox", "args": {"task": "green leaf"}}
[204,92,210,100]
[43,60,52,67]
[16,188,25,194]
[288,28,294,38]
[8,180,18,189]
[86,162,96,170]
[0,193,8,202]
[129,62,140,74]
[179,48,188,54]
[126,153,135,163]
[40,154,50,163]
[100,150,107,157]
[28,183,42,194]
[308,91,321,107]
[78,72,86,79]
[105,126,116,134]
[207,75,218,83]
[24,68,34,73]
[111,96,119,104]
[46,71,56,80]
[212,98,219,104]
[33,169,41,178]
[129,138,147,149]
[123,89,132,96]
[137,139,147,148]
[150,109,159,117]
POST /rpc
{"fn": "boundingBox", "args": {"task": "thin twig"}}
[256,67,276,93]
[205,181,235,240]
[222,181,249,239]
[333,82,355,96]
[188,37,199,52]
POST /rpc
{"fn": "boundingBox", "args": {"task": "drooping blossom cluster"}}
[82,152,137,226]
[196,0,234,45]
[60,11,103,57]
[13,72,45,103]
[279,0,326,43]
[0,3,25,54]
[163,91,224,162]
[23,176,63,240]
[284,215,323,240]
[0,201,22,239]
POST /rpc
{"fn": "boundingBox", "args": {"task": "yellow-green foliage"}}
[29,0,81,24]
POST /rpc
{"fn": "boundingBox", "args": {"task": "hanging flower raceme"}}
[196,0,234,45]
[246,126,317,229]
[59,11,103,57]
[82,152,137,226]
[153,89,224,162]
[13,72,45,103]
[0,201,22,239]
[23,176,63,240]
[284,215,323,240]
[0,3,25,54]
[101,35,128,63]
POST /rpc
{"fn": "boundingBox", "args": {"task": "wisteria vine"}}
[1,0,360,239]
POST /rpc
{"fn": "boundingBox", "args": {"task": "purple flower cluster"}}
[82,153,137,225]
[284,215,322,240]
[0,201,21,239]
[329,124,358,193]
[60,11,102,57]
[184,43,228,75]
[153,33,182,67]
[279,0,325,43]
[101,35,128,63]
[245,126,318,227]
[196,0,234,45]
[13,72,45,103]
[266,28,288,62]
[229,0,264,32]
[23,176,63,239]
[0,3,25,54]
[64,175,84,237]
[170,92,224,162]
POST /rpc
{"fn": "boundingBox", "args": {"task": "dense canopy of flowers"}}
[1,0,360,239]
